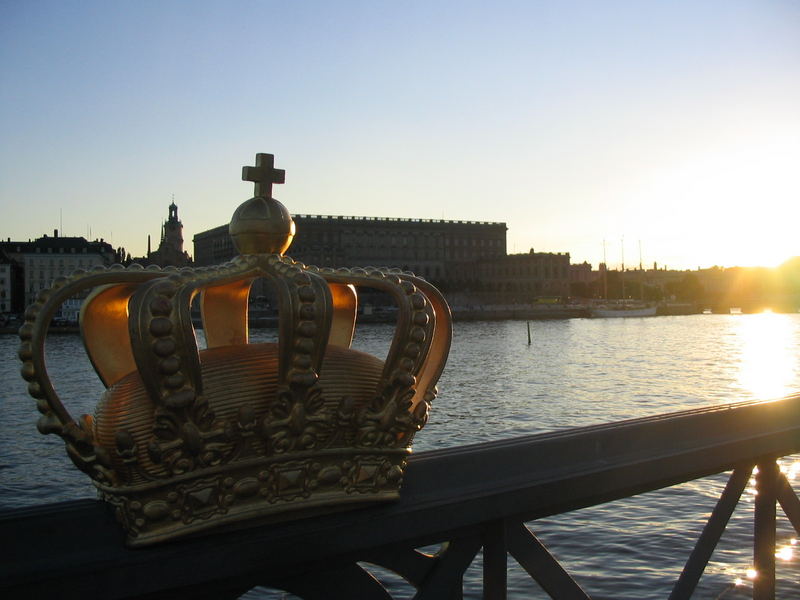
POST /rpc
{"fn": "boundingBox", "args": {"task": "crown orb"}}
[229,196,296,255]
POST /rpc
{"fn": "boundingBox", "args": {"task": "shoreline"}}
[6,303,800,336]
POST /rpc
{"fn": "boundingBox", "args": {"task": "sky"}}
[1,0,798,271]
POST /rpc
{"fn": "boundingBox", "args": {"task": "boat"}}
[590,300,657,318]
[591,240,657,318]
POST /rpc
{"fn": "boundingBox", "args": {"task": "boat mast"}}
[638,240,643,271]
[621,237,625,300]
[639,240,644,301]
[602,239,608,300]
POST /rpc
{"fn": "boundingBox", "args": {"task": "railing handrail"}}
[2,393,799,599]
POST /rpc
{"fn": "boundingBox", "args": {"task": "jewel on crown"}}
[18,153,452,546]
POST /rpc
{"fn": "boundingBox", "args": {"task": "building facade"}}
[195,214,507,287]
[0,231,118,310]
[473,250,572,303]
[0,248,24,315]
[194,214,573,303]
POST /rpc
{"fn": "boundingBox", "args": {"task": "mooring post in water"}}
[527,321,531,345]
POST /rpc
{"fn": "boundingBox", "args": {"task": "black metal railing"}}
[1,393,799,599]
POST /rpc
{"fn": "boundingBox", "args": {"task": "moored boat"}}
[590,301,657,318]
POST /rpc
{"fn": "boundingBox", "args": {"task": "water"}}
[2,314,799,598]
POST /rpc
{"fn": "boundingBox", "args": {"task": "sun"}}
[637,132,799,269]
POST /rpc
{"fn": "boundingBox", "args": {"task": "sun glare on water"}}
[736,312,797,400]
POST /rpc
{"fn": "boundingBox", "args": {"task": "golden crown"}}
[18,153,451,546]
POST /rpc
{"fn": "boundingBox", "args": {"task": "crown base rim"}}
[96,448,410,547]
[119,489,401,548]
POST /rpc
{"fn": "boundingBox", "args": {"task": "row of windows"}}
[295,245,504,261]
[36,270,69,279]
[485,267,569,279]
[298,232,503,248]
[26,258,93,268]
[30,246,91,254]
[28,282,49,293]
[211,238,234,249]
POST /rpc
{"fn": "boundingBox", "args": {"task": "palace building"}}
[194,215,571,303]
[194,153,571,304]
[195,214,506,282]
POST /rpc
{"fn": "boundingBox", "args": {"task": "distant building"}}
[568,261,596,297]
[0,231,118,309]
[195,214,506,288]
[472,250,572,303]
[569,262,594,285]
[194,214,574,303]
[135,202,192,268]
[0,248,24,315]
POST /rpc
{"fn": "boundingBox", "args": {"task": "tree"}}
[666,273,704,302]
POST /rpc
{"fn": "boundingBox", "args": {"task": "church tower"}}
[162,201,185,254]
[142,201,192,267]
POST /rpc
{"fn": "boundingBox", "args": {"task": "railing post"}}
[670,466,752,600]
[415,537,481,600]
[753,459,779,600]
[776,472,800,535]
[483,519,507,600]
[506,522,591,599]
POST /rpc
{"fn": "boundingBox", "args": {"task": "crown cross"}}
[242,153,286,199]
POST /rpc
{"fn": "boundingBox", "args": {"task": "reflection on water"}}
[782,459,800,481]
[736,311,798,400]
[1,313,799,598]
[777,542,795,562]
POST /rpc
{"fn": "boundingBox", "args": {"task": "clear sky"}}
[1,1,798,270]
